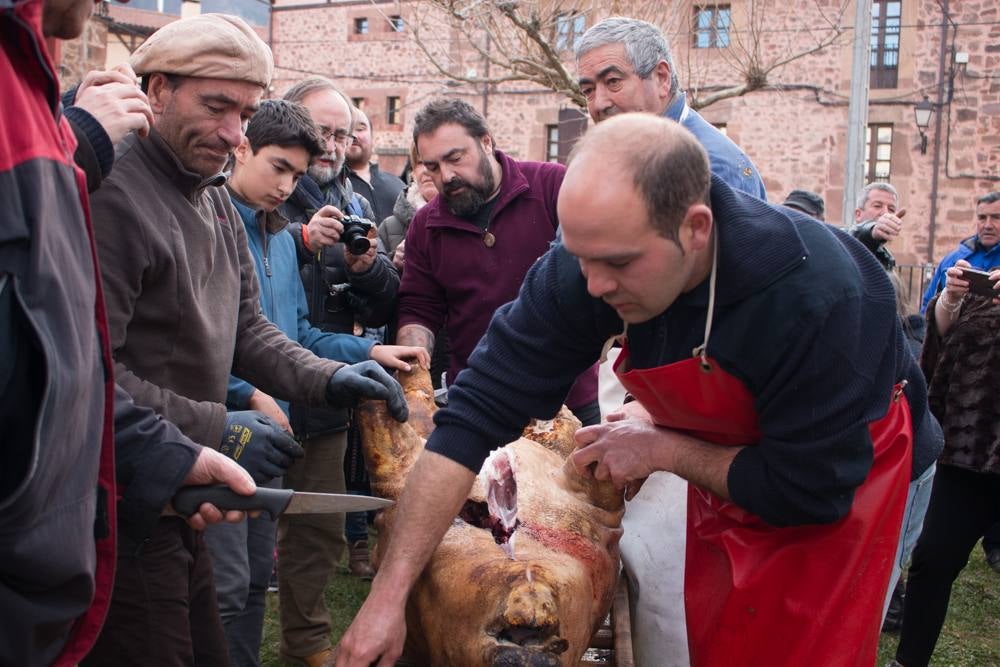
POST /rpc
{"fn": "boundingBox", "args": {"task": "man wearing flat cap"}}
[782,189,825,221]
[82,14,409,665]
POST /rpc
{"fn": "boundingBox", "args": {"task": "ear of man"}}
[682,203,714,253]
[145,73,176,115]
[653,60,673,98]
[233,136,251,165]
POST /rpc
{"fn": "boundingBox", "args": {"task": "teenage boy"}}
[208,99,428,667]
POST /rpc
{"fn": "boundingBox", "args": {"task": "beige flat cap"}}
[131,13,273,88]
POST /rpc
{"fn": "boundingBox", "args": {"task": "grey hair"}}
[574,17,679,94]
[856,182,898,210]
[977,191,1000,206]
[282,76,351,113]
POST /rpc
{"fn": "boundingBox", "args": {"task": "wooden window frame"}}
[693,5,732,49]
[870,0,901,89]
[865,123,894,183]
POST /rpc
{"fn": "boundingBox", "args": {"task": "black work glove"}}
[326,360,408,422]
[219,411,304,484]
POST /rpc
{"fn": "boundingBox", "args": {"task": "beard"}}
[347,143,370,168]
[441,145,496,218]
[308,151,345,188]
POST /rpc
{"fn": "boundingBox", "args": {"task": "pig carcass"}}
[356,367,625,667]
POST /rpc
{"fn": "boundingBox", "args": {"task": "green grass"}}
[261,543,999,666]
[878,544,1000,666]
[260,561,371,666]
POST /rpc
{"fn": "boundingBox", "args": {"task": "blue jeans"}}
[205,478,280,667]
[882,462,936,622]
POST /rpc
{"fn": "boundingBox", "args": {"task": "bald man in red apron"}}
[335,114,941,667]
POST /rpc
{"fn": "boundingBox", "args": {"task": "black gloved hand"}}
[219,411,304,484]
[326,360,408,422]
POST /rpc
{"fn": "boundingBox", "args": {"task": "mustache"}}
[443,177,468,194]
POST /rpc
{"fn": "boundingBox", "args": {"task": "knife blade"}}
[172,485,393,521]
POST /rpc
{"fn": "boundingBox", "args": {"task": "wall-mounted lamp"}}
[914,96,934,154]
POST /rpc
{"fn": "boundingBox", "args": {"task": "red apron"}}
[614,340,911,666]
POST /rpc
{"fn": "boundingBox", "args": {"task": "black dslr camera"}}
[340,215,375,255]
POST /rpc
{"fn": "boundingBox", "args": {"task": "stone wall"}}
[52,0,997,280]
[271,0,996,273]
[56,16,108,90]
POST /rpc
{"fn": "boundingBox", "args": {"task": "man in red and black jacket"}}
[0,2,256,664]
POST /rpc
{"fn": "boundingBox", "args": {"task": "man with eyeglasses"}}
[278,77,400,667]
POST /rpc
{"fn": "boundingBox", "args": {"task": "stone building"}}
[58,0,999,304]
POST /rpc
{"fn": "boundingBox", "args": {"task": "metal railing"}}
[894,263,936,314]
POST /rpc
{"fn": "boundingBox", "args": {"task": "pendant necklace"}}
[482,184,501,248]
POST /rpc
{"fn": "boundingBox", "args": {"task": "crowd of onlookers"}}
[3,2,998,667]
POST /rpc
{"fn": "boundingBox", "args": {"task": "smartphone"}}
[959,268,1000,298]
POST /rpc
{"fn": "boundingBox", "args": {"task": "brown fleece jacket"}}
[90,129,343,449]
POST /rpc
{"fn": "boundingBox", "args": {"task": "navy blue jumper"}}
[426,177,942,527]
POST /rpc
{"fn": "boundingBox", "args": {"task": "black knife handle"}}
[172,485,294,521]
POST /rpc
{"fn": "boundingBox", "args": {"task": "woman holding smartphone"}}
[890,259,1000,667]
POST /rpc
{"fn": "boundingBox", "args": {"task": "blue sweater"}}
[920,235,1000,313]
[427,177,942,527]
[227,194,373,415]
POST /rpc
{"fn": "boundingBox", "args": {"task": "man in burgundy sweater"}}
[396,99,599,424]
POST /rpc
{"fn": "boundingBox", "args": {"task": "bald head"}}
[567,114,710,241]
[559,114,715,323]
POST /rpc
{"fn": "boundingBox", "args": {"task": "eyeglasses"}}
[319,127,355,147]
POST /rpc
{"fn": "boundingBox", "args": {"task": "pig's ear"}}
[558,457,625,514]
[522,406,580,458]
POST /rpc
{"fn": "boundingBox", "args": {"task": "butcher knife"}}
[172,485,393,520]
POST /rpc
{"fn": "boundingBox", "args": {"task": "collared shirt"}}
[663,92,767,199]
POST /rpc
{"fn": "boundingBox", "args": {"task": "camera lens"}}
[345,234,371,255]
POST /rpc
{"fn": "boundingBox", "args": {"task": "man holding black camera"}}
[278,77,400,667]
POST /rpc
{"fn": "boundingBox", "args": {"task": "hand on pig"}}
[571,417,665,497]
[335,588,407,667]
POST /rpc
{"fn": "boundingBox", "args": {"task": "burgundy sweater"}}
[398,150,597,409]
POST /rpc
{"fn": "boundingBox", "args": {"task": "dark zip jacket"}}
[348,161,405,223]
[280,173,399,435]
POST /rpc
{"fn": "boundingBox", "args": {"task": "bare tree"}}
[376,0,850,110]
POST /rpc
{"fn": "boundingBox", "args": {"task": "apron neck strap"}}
[599,322,628,364]
[692,231,719,370]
